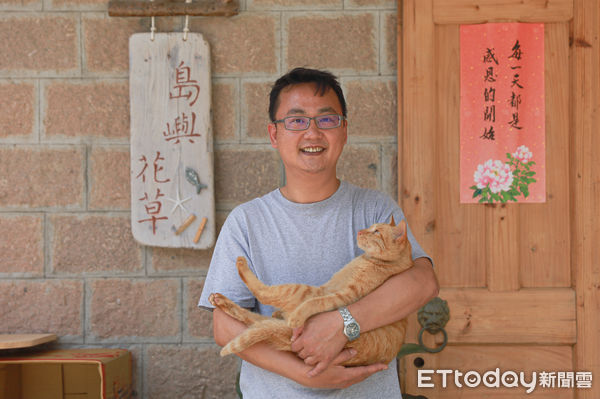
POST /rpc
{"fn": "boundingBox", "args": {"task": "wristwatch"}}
[339,307,360,341]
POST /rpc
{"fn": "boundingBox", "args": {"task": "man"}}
[199,68,438,398]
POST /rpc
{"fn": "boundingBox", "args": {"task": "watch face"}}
[345,322,360,339]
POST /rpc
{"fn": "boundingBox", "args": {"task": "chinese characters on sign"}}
[134,62,201,234]
[163,112,201,144]
[460,23,546,203]
[169,61,200,106]
[130,33,215,248]
[136,152,170,234]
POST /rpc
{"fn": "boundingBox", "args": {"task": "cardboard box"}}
[0,348,131,399]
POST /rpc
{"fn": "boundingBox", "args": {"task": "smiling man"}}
[267,76,348,203]
[199,68,438,399]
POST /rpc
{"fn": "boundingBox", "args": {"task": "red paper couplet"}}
[460,23,545,204]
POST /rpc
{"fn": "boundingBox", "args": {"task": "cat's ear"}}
[393,220,407,243]
[389,215,396,227]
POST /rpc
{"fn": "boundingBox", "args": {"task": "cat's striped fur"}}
[209,217,413,366]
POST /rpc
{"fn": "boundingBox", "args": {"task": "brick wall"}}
[0,0,399,397]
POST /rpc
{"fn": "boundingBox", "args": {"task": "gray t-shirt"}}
[199,181,430,399]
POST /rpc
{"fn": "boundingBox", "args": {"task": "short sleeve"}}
[198,208,257,311]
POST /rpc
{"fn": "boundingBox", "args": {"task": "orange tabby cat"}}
[208,217,413,366]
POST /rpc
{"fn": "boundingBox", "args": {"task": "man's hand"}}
[290,310,349,377]
[215,307,386,390]
[296,349,388,389]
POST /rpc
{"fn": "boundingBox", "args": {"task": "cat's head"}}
[357,216,410,261]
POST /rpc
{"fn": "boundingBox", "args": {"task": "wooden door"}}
[398,0,599,398]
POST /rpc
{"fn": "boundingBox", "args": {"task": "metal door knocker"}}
[397,296,450,359]
[416,297,450,353]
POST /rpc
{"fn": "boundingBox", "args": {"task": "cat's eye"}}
[373,229,380,235]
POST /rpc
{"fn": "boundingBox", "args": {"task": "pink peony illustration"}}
[473,159,514,193]
[470,145,537,203]
[512,145,533,163]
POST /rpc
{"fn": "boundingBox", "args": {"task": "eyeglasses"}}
[273,114,345,131]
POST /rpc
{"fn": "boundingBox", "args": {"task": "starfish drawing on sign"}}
[164,185,192,214]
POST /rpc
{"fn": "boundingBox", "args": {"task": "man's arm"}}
[212,306,388,389]
[291,257,439,377]
[350,257,438,331]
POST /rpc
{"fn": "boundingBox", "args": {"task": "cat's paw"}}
[286,311,306,328]
[271,310,285,319]
[220,344,234,357]
[208,293,226,307]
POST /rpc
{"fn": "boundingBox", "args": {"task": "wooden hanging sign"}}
[108,0,239,17]
[129,33,215,249]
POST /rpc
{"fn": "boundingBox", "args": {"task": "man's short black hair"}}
[268,67,347,122]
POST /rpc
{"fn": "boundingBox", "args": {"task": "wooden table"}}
[0,334,57,350]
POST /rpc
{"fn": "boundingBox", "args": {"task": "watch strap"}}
[339,307,354,323]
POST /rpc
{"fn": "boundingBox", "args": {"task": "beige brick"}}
[286,13,377,73]
[0,15,78,75]
[89,146,130,210]
[145,344,238,399]
[44,81,129,139]
[50,214,142,274]
[0,215,43,275]
[185,279,213,339]
[382,11,398,73]
[212,80,237,142]
[151,247,213,273]
[215,147,281,205]
[48,0,106,10]
[83,16,146,74]
[191,14,278,75]
[337,144,379,189]
[0,146,84,208]
[242,80,271,140]
[0,280,83,336]
[345,79,397,138]
[0,0,41,10]
[89,278,179,339]
[0,82,35,138]
[345,0,395,7]
[248,0,341,9]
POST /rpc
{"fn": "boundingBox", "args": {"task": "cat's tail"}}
[236,256,268,291]
[221,318,292,356]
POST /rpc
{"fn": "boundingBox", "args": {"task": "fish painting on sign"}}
[185,167,208,194]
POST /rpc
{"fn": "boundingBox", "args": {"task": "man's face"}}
[267,83,348,177]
